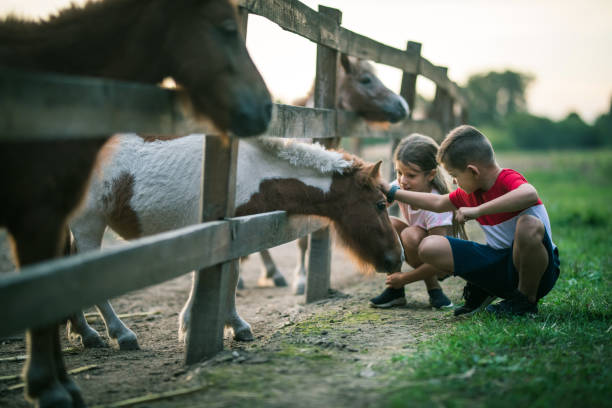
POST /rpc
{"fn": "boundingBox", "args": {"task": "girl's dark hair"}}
[393,134,468,239]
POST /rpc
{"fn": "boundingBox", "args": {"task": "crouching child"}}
[380,125,560,316]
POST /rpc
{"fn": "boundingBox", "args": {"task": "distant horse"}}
[66,135,404,347]
[255,54,409,293]
[0,0,270,406]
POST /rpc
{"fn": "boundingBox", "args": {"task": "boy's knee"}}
[417,235,448,264]
[515,215,545,245]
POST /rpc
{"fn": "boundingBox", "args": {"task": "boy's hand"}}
[385,272,404,289]
[455,206,480,223]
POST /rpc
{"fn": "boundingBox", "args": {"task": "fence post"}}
[429,67,454,136]
[388,41,421,216]
[184,9,248,364]
[305,5,341,303]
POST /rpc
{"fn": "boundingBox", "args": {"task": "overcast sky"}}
[3,0,611,123]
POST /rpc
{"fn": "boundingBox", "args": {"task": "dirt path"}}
[0,233,473,408]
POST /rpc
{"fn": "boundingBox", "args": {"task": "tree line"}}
[461,70,612,150]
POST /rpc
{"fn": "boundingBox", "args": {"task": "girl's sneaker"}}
[428,288,453,309]
[369,287,406,308]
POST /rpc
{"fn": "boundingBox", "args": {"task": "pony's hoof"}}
[62,379,86,408]
[273,275,288,287]
[82,333,108,349]
[237,277,245,290]
[117,332,140,351]
[233,327,254,342]
[293,281,305,295]
[32,382,73,408]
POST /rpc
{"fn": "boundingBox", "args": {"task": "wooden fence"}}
[0,0,467,364]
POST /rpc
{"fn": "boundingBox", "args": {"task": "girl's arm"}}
[382,180,456,213]
[456,183,539,223]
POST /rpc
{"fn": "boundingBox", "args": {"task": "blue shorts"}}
[447,229,560,300]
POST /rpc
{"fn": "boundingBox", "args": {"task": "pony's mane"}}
[256,137,353,174]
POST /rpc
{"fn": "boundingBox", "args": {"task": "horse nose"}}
[387,96,409,123]
[383,250,402,272]
[231,95,272,137]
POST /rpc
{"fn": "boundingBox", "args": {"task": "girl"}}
[370,134,466,309]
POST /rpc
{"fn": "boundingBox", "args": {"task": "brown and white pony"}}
[256,54,409,293]
[0,0,270,406]
[66,135,403,347]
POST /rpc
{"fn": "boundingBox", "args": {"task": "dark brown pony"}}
[0,0,270,407]
[256,54,408,292]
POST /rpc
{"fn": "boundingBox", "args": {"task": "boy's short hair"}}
[437,125,495,170]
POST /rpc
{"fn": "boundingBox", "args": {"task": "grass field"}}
[385,149,612,407]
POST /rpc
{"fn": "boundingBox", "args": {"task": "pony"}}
[66,135,404,348]
[255,54,409,293]
[0,0,270,406]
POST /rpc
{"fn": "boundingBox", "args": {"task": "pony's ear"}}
[340,53,352,74]
[369,160,382,179]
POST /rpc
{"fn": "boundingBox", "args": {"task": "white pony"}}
[67,134,403,349]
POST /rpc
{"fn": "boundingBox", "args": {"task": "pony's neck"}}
[0,0,167,81]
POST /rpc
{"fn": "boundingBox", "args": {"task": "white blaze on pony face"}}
[235,138,353,208]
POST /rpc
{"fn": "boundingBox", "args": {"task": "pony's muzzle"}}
[230,96,273,137]
[386,96,410,123]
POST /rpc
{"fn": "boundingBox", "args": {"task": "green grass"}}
[384,149,612,408]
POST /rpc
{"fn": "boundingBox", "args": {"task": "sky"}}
[2,0,611,123]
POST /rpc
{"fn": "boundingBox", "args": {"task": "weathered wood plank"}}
[237,0,463,98]
[185,135,239,363]
[0,212,328,337]
[0,67,215,140]
[304,5,340,304]
[264,104,336,139]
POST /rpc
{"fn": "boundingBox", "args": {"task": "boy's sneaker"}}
[453,283,497,316]
[428,288,453,309]
[486,291,538,316]
[369,287,406,308]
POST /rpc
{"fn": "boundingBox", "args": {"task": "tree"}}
[463,70,534,125]
[593,96,612,146]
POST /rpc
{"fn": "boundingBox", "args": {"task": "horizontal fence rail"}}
[0,212,327,336]
[237,0,466,105]
[0,70,444,141]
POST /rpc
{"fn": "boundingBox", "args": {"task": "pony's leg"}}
[11,219,82,408]
[66,217,108,347]
[51,325,86,408]
[67,312,107,348]
[179,267,254,343]
[292,236,309,295]
[178,272,195,344]
[257,249,288,287]
[24,327,73,408]
[95,301,139,350]
[225,261,253,341]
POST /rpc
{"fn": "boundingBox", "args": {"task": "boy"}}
[380,125,560,316]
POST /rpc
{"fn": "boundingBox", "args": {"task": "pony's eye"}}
[219,19,238,36]
[359,75,372,85]
[376,200,387,211]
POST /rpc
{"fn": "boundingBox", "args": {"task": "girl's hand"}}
[455,206,480,223]
[385,272,405,289]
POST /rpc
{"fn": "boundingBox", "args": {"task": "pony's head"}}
[329,156,403,273]
[338,54,409,123]
[163,0,272,136]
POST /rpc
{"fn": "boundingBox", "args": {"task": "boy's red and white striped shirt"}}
[449,168,555,250]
